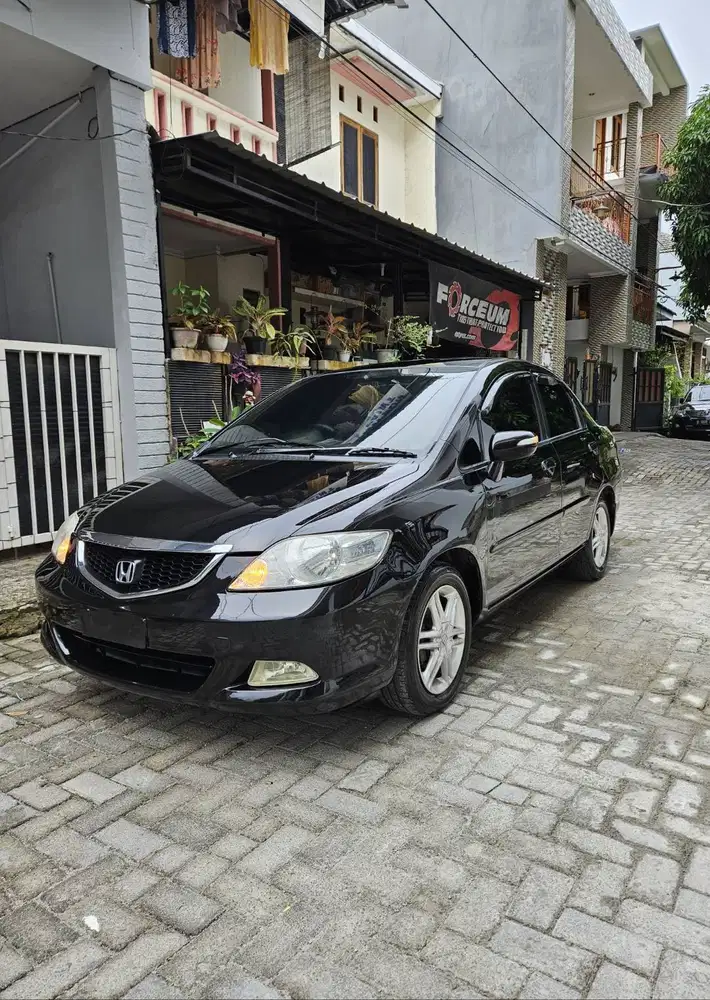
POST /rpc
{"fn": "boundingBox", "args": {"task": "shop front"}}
[151,134,542,450]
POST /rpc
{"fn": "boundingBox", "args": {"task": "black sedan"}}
[671,385,710,437]
[37,360,621,717]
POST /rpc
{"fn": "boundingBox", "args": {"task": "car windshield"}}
[689,386,710,402]
[200,369,470,458]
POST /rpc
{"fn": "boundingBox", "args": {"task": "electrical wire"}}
[283,0,650,283]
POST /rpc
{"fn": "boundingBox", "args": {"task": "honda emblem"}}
[115,559,141,586]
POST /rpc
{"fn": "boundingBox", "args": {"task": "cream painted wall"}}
[208,33,262,124]
[404,100,438,232]
[291,72,435,229]
[216,254,266,314]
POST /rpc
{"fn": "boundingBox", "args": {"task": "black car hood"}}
[81,455,418,551]
[685,401,710,411]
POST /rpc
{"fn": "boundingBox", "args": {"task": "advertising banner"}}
[429,264,521,352]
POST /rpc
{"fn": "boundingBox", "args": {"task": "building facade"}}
[0,0,169,549]
[365,0,689,427]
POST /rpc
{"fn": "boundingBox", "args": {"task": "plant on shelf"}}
[202,310,237,353]
[317,310,348,361]
[274,326,317,378]
[233,294,286,355]
[169,282,212,349]
[338,321,374,363]
[388,315,433,360]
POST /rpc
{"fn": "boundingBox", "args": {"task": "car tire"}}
[564,497,612,582]
[381,564,472,716]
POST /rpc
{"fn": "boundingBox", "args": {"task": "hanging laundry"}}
[174,0,221,89]
[215,0,245,33]
[248,0,289,75]
[157,0,197,58]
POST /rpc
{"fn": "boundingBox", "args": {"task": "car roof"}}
[347,358,552,378]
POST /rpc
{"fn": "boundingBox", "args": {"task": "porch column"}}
[94,68,170,477]
[267,238,292,330]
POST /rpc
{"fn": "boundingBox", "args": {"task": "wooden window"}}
[340,116,378,206]
[154,91,168,139]
[594,118,606,176]
[231,125,241,145]
[338,84,345,102]
[207,114,217,132]
[252,136,262,155]
[610,114,624,173]
[373,106,378,123]
[357,95,363,113]
[181,102,193,135]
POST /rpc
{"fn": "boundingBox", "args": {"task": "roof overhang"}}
[151,133,543,298]
[631,25,687,96]
[333,18,442,103]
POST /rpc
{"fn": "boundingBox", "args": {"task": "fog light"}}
[247,660,319,687]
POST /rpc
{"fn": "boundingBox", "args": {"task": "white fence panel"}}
[0,341,123,550]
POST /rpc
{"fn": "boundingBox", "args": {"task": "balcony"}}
[570,159,632,242]
[632,279,655,326]
[146,70,278,161]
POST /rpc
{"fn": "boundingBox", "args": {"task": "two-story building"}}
[364,0,689,429]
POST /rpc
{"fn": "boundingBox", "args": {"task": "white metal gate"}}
[0,341,123,550]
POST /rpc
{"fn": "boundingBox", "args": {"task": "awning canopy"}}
[151,134,543,301]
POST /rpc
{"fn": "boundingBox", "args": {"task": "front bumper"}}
[36,558,411,714]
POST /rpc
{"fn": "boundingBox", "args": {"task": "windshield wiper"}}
[346,447,417,458]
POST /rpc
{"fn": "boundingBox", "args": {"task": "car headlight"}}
[51,511,80,565]
[228,530,392,591]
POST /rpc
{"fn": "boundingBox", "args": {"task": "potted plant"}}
[169,282,211,348]
[339,321,371,363]
[318,310,348,361]
[233,294,286,354]
[274,326,316,378]
[390,315,433,360]
[202,311,237,353]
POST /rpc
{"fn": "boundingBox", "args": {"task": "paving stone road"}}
[2,433,710,999]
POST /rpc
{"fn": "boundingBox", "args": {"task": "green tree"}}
[660,86,710,322]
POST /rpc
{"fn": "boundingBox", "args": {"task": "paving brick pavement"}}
[2,433,710,998]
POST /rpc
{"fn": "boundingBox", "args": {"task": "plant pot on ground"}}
[233,294,286,357]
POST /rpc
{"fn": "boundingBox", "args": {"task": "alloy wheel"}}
[417,584,467,694]
[592,504,610,568]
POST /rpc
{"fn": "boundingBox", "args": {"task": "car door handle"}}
[566,461,581,471]
[540,458,557,477]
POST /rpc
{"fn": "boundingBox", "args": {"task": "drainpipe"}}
[0,99,81,173]
[46,253,62,344]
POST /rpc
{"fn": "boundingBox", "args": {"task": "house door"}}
[635,367,666,431]
[580,360,613,426]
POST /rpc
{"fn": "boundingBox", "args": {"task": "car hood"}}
[684,401,710,412]
[80,455,418,551]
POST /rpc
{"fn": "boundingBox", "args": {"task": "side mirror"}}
[490,430,539,463]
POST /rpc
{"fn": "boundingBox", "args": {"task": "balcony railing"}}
[632,279,655,325]
[640,132,673,174]
[593,138,627,178]
[570,159,633,244]
[146,70,278,161]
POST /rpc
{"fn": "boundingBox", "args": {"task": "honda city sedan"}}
[37,360,621,717]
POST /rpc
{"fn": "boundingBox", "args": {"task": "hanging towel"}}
[174,0,221,89]
[157,0,197,58]
[248,0,289,75]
